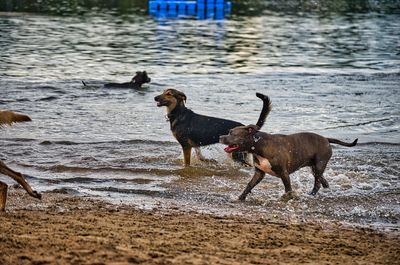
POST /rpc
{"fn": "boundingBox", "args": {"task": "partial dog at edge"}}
[220,119,358,201]
[154,89,271,166]
[0,110,42,211]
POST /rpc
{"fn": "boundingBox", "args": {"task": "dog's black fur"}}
[154,89,272,166]
[82,71,151,88]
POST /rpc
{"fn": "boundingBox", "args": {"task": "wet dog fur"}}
[154,89,271,166]
[220,124,358,201]
[82,71,151,88]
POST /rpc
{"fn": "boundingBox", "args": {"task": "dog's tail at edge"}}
[328,138,358,147]
[0,111,31,126]
[255,93,272,128]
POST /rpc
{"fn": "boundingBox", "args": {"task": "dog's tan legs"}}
[0,161,41,199]
[239,168,265,201]
[182,147,192,166]
[0,181,8,211]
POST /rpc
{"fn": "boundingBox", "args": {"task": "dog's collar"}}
[251,133,261,151]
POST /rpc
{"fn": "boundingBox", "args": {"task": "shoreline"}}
[1,190,399,264]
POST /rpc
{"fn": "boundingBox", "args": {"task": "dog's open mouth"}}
[156,101,167,107]
[224,144,239,153]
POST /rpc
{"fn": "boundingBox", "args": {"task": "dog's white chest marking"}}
[254,155,277,176]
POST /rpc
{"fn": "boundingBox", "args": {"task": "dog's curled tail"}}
[255,93,272,128]
[328,138,358,147]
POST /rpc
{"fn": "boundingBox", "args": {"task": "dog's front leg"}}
[239,168,265,201]
[182,146,192,166]
[0,161,41,199]
[280,171,297,201]
[280,171,292,193]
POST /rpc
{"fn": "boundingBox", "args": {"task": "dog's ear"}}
[132,72,140,82]
[176,91,187,103]
[247,124,260,135]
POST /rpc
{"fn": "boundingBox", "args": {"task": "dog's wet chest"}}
[254,155,277,176]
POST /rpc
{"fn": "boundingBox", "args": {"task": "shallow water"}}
[1,1,399,230]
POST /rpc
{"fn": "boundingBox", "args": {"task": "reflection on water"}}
[0,3,399,80]
[2,0,400,15]
[148,0,232,19]
[0,0,399,230]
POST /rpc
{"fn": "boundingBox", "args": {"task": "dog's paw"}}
[31,190,42,200]
[280,191,298,202]
[238,194,247,201]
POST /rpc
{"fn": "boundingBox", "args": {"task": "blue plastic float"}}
[149,0,232,19]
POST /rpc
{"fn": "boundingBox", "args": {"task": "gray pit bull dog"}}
[219,124,358,201]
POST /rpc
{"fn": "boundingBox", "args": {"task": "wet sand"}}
[0,189,399,265]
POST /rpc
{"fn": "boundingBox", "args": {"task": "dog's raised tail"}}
[328,138,358,147]
[255,93,272,128]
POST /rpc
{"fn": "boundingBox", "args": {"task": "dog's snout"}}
[154,95,159,101]
[219,135,227,144]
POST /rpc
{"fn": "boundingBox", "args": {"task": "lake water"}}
[1,0,399,230]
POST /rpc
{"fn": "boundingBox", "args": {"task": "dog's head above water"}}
[132,71,151,85]
[220,124,260,153]
[154,89,187,113]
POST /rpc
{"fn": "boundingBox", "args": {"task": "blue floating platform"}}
[149,0,231,19]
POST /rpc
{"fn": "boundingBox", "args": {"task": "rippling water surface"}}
[1,1,399,230]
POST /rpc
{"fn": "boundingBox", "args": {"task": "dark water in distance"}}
[0,0,399,230]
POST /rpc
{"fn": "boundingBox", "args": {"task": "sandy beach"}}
[1,1,400,264]
[0,189,398,265]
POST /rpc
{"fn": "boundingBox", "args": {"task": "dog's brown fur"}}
[220,124,358,201]
[0,110,31,125]
[0,111,41,211]
[154,89,271,166]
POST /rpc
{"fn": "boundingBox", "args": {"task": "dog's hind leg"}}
[0,181,7,211]
[194,148,206,161]
[310,159,330,195]
[239,168,265,201]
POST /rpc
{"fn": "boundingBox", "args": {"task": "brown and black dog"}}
[0,111,42,211]
[220,124,358,201]
[154,89,271,166]
[82,71,151,88]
